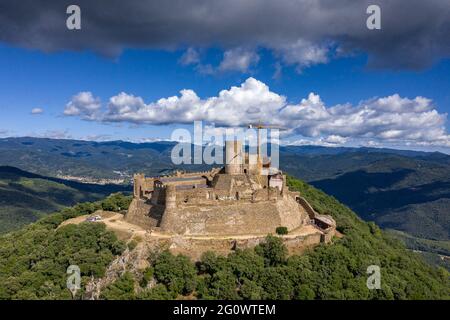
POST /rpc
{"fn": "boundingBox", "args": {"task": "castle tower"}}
[159,184,178,233]
[225,140,243,175]
[133,173,145,198]
[165,184,177,210]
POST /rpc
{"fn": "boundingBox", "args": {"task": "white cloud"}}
[179,47,200,66]
[324,135,348,145]
[34,130,73,140]
[275,39,330,72]
[64,92,102,120]
[103,77,285,126]
[31,107,44,115]
[182,47,260,74]
[218,48,260,73]
[65,78,450,149]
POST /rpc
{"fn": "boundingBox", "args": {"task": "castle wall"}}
[125,199,162,229]
[159,195,309,236]
[175,188,210,205]
[164,231,326,261]
[133,174,154,199]
[297,196,317,219]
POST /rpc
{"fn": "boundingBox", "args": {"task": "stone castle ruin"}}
[125,138,336,249]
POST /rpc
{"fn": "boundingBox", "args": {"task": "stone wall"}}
[125,199,162,229]
[166,231,325,260]
[297,196,317,219]
[159,195,309,236]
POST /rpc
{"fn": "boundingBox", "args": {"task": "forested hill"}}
[0,166,130,233]
[1,137,449,270]
[0,178,448,300]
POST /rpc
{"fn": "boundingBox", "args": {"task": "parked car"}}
[85,215,102,222]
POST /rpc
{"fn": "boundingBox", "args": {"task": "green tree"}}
[258,267,293,299]
[240,278,264,299]
[207,270,240,300]
[227,249,264,280]
[153,251,197,295]
[255,235,288,267]
[101,272,135,300]
[101,193,132,212]
[198,251,228,275]
[294,284,315,300]
[136,283,173,300]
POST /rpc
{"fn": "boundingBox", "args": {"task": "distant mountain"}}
[308,155,450,241]
[0,137,208,179]
[0,166,130,233]
[0,137,449,243]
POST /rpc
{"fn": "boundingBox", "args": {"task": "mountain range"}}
[0,137,448,268]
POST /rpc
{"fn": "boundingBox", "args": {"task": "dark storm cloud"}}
[0,0,449,69]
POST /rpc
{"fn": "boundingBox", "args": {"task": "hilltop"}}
[0,177,448,300]
[0,137,449,268]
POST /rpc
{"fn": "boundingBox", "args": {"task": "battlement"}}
[125,138,336,242]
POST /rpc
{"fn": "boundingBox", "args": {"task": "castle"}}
[125,139,336,244]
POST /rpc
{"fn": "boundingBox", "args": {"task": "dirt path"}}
[60,210,322,242]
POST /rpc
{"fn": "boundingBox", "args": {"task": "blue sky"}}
[1,44,449,151]
[0,1,450,152]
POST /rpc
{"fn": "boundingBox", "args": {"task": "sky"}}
[0,0,449,152]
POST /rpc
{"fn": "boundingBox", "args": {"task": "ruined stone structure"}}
[125,139,336,246]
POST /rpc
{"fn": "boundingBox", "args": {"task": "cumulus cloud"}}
[31,107,44,115]
[64,92,101,120]
[1,0,450,70]
[64,77,450,149]
[102,77,285,126]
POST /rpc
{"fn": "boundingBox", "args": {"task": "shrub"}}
[276,226,288,235]
[101,193,132,212]
[140,267,154,288]
[127,240,138,251]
